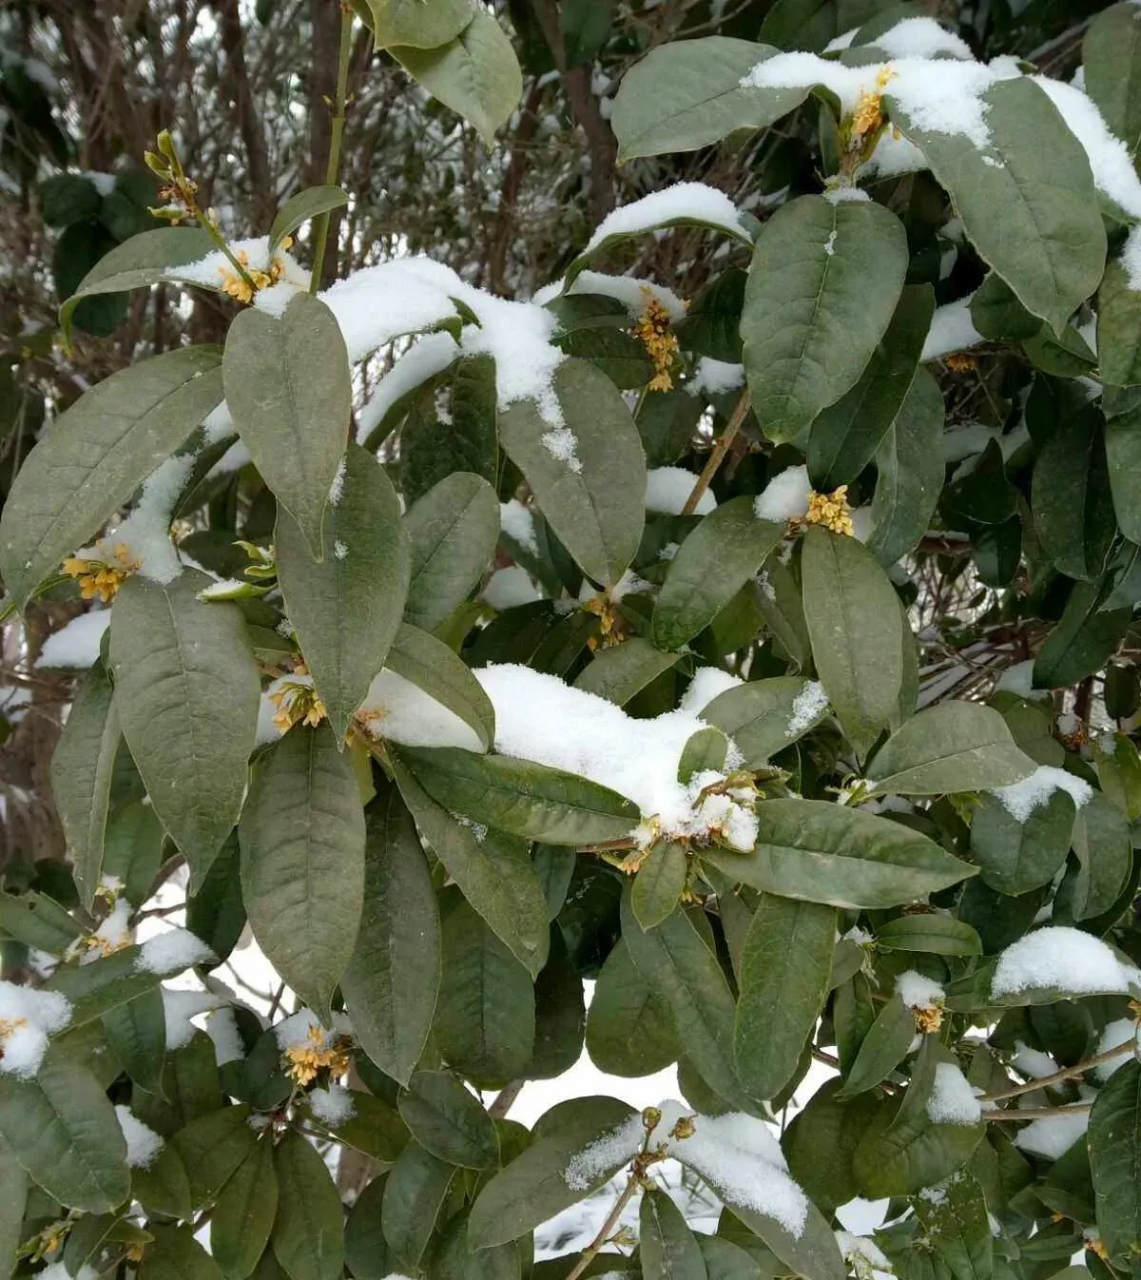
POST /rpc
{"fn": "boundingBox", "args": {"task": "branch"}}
[310,3,355,291]
[563,1174,640,1280]
[489,1079,526,1119]
[217,0,274,228]
[978,1038,1137,1103]
[982,1103,1093,1122]
[682,387,751,516]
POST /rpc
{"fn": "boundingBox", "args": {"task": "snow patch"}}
[990,765,1092,823]
[0,981,73,1079]
[897,971,945,1009]
[680,667,744,714]
[115,1106,165,1168]
[645,466,716,516]
[921,295,983,361]
[484,566,542,610]
[500,499,539,554]
[926,1063,982,1125]
[754,465,811,522]
[991,927,1140,999]
[136,929,216,975]
[787,681,828,737]
[687,357,745,398]
[36,611,111,669]
[583,183,750,255]
[310,1083,357,1126]
[357,669,484,751]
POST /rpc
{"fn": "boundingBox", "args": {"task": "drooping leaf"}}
[110,570,259,889]
[432,1212,521,1280]
[171,1105,257,1209]
[971,788,1076,897]
[529,926,586,1079]
[186,832,247,968]
[1032,413,1115,582]
[1106,404,1141,544]
[397,1069,500,1169]
[741,194,908,444]
[1034,579,1132,689]
[268,185,348,255]
[703,676,829,767]
[1067,792,1132,921]
[239,722,366,1023]
[212,1139,277,1280]
[585,938,681,1076]
[783,1079,883,1212]
[1089,1059,1141,1264]
[632,841,690,931]
[1083,3,1141,160]
[0,346,223,607]
[141,1225,225,1280]
[641,1188,709,1280]
[381,1141,455,1267]
[224,292,351,557]
[271,1132,343,1280]
[340,786,440,1086]
[276,442,409,739]
[102,987,166,1093]
[0,1142,27,1280]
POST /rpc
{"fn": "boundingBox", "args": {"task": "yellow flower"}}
[849,68,896,143]
[284,1023,351,1086]
[945,353,977,372]
[912,1004,944,1034]
[218,244,293,305]
[582,592,626,650]
[27,1218,71,1262]
[62,541,140,602]
[633,290,681,393]
[803,485,854,537]
[268,676,327,732]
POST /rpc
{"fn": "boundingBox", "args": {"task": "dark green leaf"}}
[398,1070,499,1170]
[586,938,680,1076]
[1032,415,1114,582]
[385,621,495,752]
[632,841,690,931]
[1034,579,1132,689]
[1083,4,1141,160]
[172,1105,257,1209]
[271,1131,344,1280]
[1089,1059,1141,1264]
[641,1188,709,1280]
[703,677,829,767]
[381,1141,455,1267]
[875,915,981,956]
[102,987,166,1093]
[573,638,680,704]
[269,186,348,254]
[141,1224,225,1280]
[971,788,1076,896]
[213,1139,277,1280]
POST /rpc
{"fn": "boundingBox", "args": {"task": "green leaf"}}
[586,938,680,1076]
[0,1141,26,1280]
[885,77,1106,333]
[641,1188,709,1280]
[914,1171,994,1280]
[529,927,586,1079]
[0,346,223,607]
[1083,3,1141,160]
[49,662,119,908]
[971,788,1076,896]
[574,637,681,704]
[398,1070,500,1169]
[432,1212,521,1280]
[186,832,247,968]
[867,366,946,566]
[0,890,83,955]
[344,1175,390,1279]
[741,194,908,444]
[632,841,690,931]
[498,359,646,588]
[269,185,348,254]
[734,894,835,1100]
[213,1140,277,1280]
[468,1096,637,1248]
[141,1225,225,1280]
[783,1079,882,1213]
[47,940,204,1029]
[103,798,167,908]
[705,799,975,909]
[366,0,474,48]
[396,744,639,847]
[653,498,785,650]
[620,892,750,1110]
[133,1034,222,1137]
[132,1129,191,1221]
[807,285,934,491]
[391,10,522,146]
[388,752,549,976]
[398,353,496,493]
[314,1092,408,1162]
[867,703,1035,797]
[610,37,801,161]
[433,900,536,1085]
[703,677,829,768]
[102,988,166,1093]
[276,442,409,738]
[59,227,215,341]
[110,570,260,889]
[801,526,904,757]
[875,915,982,956]
[0,1047,129,1213]
[1068,792,1132,921]
[403,471,498,632]
[1107,405,1141,544]
[678,727,730,781]
[381,1140,455,1267]
[1034,579,1132,689]
[1032,414,1115,582]
[172,1105,257,1209]
[341,786,440,1086]
[697,1234,769,1280]
[239,722,366,1023]
[271,1132,343,1280]
[386,622,495,752]
[1097,259,1141,389]
[561,0,615,66]
[223,292,350,557]
[759,0,894,51]
[1089,1059,1141,1264]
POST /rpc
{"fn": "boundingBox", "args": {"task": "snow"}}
[112,453,195,584]
[163,990,223,1050]
[1031,78,1141,219]
[565,1101,808,1238]
[542,426,582,470]
[897,971,945,1009]
[824,29,858,52]
[355,332,460,443]
[787,681,829,736]
[823,186,871,204]
[687,358,745,398]
[680,667,743,714]
[136,928,216,975]
[991,927,1141,999]
[202,401,235,444]
[824,229,838,257]
[334,540,348,561]
[582,183,751,255]
[926,1063,982,1125]
[996,660,1038,698]
[274,1008,351,1052]
[645,466,716,516]
[1011,1042,1058,1079]
[356,668,484,751]
[1095,1019,1137,1081]
[317,257,460,361]
[328,456,346,506]
[207,1007,246,1066]
[872,17,973,60]
[990,765,1092,823]
[1013,1104,1090,1158]
[79,898,132,964]
[38,1264,97,1280]
[36,610,110,668]
[484,565,542,610]
[474,664,756,848]
[754,465,811,522]
[115,1105,165,1168]
[253,281,301,317]
[835,1232,893,1275]
[0,981,73,1079]
[310,1083,357,1126]
[500,499,539,554]
[1124,225,1141,292]
[169,236,305,293]
[921,296,983,361]
[540,269,687,322]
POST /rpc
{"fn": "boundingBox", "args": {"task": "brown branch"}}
[488,1079,526,1119]
[216,0,274,228]
[487,80,545,295]
[563,1174,640,1280]
[682,387,751,516]
[982,1104,1093,1122]
[979,1038,1137,1103]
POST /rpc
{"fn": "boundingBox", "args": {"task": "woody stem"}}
[682,387,751,516]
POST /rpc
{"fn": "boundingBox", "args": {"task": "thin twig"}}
[978,1038,1137,1102]
[982,1103,1093,1122]
[489,1079,526,1120]
[563,1174,641,1280]
[682,387,751,516]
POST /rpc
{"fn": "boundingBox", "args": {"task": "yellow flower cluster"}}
[945,353,977,372]
[804,485,854,536]
[912,1003,943,1034]
[582,592,625,651]
[284,1024,351,1086]
[850,67,896,141]
[218,237,293,305]
[62,541,140,602]
[634,292,680,392]
[26,1218,70,1263]
[269,674,327,733]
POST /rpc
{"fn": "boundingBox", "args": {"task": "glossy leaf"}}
[398,1070,500,1169]
[213,1140,277,1280]
[271,1132,343,1280]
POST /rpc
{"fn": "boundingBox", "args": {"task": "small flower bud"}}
[670,1114,696,1141]
[642,1106,662,1133]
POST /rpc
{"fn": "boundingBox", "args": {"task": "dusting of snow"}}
[787,681,829,737]
[36,610,111,669]
[115,1106,165,1168]
[659,541,680,562]
[112,453,196,584]
[823,229,838,257]
[356,669,484,751]
[872,17,973,60]
[500,499,539,554]
[645,466,716,515]
[754,465,811,522]
[0,981,73,1079]
[583,183,751,255]
[996,661,1039,699]
[196,578,249,601]
[274,1009,351,1053]
[926,1063,982,1126]
[922,296,983,362]
[484,565,542,610]
[355,333,460,444]
[991,927,1141,999]
[162,989,223,1050]
[824,29,858,52]
[1095,1019,1138,1081]
[77,898,132,965]
[823,186,871,204]
[542,426,583,471]
[835,1232,893,1275]
[1123,225,1141,293]
[202,402,234,444]
[136,929,216,975]
[897,971,945,1010]
[334,540,348,561]
[207,1007,245,1066]
[310,1084,356,1126]
[990,765,1092,823]
[680,667,744,714]
[328,456,347,506]
[686,357,745,398]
